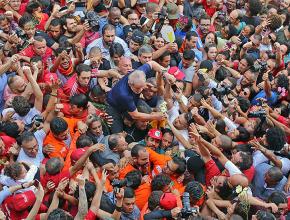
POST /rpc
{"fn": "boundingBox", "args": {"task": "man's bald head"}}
[118,57,133,75]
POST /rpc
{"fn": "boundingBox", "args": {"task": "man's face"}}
[89,53,102,69]
[9,0,21,11]
[128,13,139,25]
[136,4,146,14]
[23,22,36,39]
[118,58,132,75]
[146,136,160,149]
[162,160,178,176]
[60,54,70,69]
[33,40,47,57]
[103,29,115,47]
[139,52,152,64]
[22,138,38,158]
[142,86,155,100]
[77,71,91,87]
[135,120,148,130]
[109,11,121,26]
[54,128,69,141]
[116,136,128,152]
[211,136,221,148]
[107,165,120,181]
[199,19,211,35]
[229,11,238,24]
[69,104,83,115]
[173,114,188,130]
[90,120,103,137]
[136,149,149,167]
[161,133,173,149]
[65,18,77,33]
[129,80,146,94]
[238,59,248,73]
[186,36,198,49]
[122,197,136,213]
[11,76,27,94]
[0,19,10,33]
[241,71,253,86]
[129,40,141,53]
[211,175,227,189]
[160,55,171,68]
[231,152,242,165]
[49,25,61,39]
[182,57,193,69]
[31,60,43,74]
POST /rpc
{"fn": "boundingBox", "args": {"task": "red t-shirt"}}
[41,170,70,194]
[243,165,255,183]
[19,45,53,64]
[84,210,97,220]
[205,159,221,186]
[277,115,290,143]
[35,13,49,31]
[202,0,216,17]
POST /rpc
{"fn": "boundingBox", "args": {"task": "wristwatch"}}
[115,206,122,212]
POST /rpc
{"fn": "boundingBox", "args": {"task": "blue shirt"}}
[98,18,124,38]
[252,163,287,200]
[0,73,8,112]
[107,64,152,113]
[251,90,279,107]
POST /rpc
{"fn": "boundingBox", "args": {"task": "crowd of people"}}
[0,0,289,219]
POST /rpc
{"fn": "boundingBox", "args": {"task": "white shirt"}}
[17,129,46,167]
[2,107,41,126]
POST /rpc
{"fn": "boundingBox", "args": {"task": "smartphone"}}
[171,84,178,93]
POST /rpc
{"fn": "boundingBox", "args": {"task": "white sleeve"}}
[211,94,222,112]
[20,165,38,183]
[224,161,242,176]
[281,158,290,176]
[253,150,268,167]
[223,117,238,132]
[34,129,46,143]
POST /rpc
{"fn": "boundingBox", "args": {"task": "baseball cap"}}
[168,66,185,81]
[131,30,144,45]
[167,3,179,20]
[71,147,89,163]
[148,129,162,140]
[159,193,177,210]
[137,0,148,4]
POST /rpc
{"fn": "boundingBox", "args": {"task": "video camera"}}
[111,178,133,188]
[248,110,266,119]
[181,192,198,218]
[212,85,231,99]
[82,11,100,32]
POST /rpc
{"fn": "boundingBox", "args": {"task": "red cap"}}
[159,193,177,210]
[71,147,89,163]
[148,129,162,140]
[168,67,185,81]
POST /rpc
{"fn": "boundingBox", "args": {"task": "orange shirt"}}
[119,163,136,180]
[135,182,151,211]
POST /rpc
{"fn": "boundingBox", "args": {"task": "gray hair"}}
[128,70,146,85]
[89,46,101,55]
[138,44,153,57]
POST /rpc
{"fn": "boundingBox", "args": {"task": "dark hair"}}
[4,162,24,180]
[275,103,290,118]
[215,119,226,134]
[20,131,36,145]
[242,54,255,67]
[236,152,253,170]
[148,191,163,211]
[45,158,62,175]
[235,143,253,153]
[18,14,35,28]
[219,135,232,150]
[172,157,186,175]
[266,127,286,151]
[204,43,217,53]
[268,191,287,206]
[266,167,283,183]
[50,117,68,135]
[161,128,174,138]
[31,56,42,63]
[185,31,198,41]
[34,35,45,43]
[255,210,275,220]
[199,13,210,22]
[69,94,88,109]
[25,0,41,14]
[248,0,262,16]
[131,144,145,158]
[75,64,92,76]
[76,135,93,148]
[216,179,232,199]
[125,170,142,189]
[183,50,195,60]
[158,51,170,62]
[47,208,73,220]
[276,74,289,90]
[215,66,230,82]
[151,174,171,191]
[232,126,250,142]
[199,60,213,71]
[91,85,106,97]
[61,15,75,27]
[109,42,125,58]
[102,24,116,35]
[237,97,251,113]
[12,96,31,117]
[268,14,282,31]
[0,121,21,138]
[185,181,205,205]
[50,18,61,27]
[124,187,135,199]
[74,181,96,207]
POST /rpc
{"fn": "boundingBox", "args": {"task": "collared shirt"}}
[86,36,131,60]
[98,18,124,38]
[252,163,288,200]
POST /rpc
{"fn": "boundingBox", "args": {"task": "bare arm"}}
[26,183,44,220]
[75,177,88,220]
[23,66,43,112]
